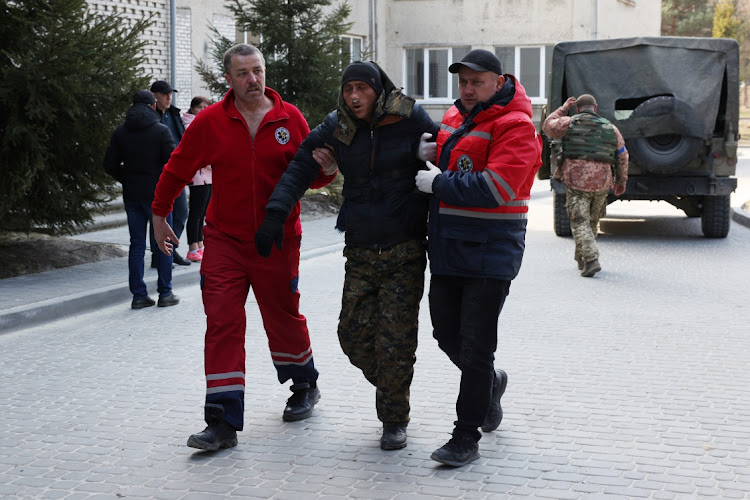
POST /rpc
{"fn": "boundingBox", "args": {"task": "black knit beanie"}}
[341,61,383,96]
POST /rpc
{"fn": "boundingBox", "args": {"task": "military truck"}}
[538,37,740,238]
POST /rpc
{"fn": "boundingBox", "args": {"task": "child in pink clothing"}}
[181,96,212,262]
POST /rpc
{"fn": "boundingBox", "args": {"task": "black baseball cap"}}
[133,89,156,105]
[449,49,503,75]
[150,80,178,94]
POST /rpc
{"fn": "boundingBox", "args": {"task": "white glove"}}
[417,132,437,163]
[415,161,441,194]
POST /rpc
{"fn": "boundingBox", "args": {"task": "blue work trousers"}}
[124,201,173,299]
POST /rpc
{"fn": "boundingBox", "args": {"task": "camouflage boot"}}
[581,259,601,277]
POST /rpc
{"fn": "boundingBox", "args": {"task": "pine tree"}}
[194,25,235,102]
[0,0,151,234]
[200,0,352,128]
[661,0,715,37]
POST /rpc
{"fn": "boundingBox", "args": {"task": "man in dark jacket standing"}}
[151,80,190,267]
[415,50,542,466]
[103,90,179,309]
[256,61,439,451]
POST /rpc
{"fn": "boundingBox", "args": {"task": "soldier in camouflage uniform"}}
[543,94,629,277]
[256,61,439,450]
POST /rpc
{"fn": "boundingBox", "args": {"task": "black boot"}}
[431,431,480,467]
[173,251,191,266]
[481,369,508,432]
[380,424,407,450]
[187,404,238,451]
[282,383,320,421]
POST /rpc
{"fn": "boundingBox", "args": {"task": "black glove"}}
[254,209,287,258]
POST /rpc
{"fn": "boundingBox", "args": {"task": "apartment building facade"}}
[88,0,661,117]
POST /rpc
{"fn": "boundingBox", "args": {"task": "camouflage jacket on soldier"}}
[543,107,628,192]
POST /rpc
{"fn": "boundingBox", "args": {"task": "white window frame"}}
[512,45,548,105]
[496,45,552,104]
[341,35,365,63]
[404,47,466,105]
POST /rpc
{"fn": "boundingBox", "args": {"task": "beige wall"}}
[91,0,661,116]
[322,0,660,121]
[380,0,661,90]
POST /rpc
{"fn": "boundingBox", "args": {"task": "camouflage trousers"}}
[338,239,427,425]
[565,188,608,265]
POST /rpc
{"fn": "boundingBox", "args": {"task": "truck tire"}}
[701,195,730,238]
[626,96,703,174]
[554,191,572,236]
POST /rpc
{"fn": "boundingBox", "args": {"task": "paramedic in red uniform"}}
[415,49,542,467]
[151,43,337,451]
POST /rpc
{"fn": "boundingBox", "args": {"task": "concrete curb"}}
[731,206,750,229]
[0,242,345,336]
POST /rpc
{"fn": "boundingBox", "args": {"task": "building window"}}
[341,35,364,63]
[495,45,554,102]
[405,46,470,101]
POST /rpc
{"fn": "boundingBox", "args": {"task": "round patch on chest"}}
[275,127,290,145]
[457,154,474,172]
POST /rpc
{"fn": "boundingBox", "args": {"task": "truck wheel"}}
[701,195,730,238]
[554,191,572,236]
[626,96,703,174]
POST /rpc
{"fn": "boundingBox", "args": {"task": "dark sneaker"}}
[187,404,238,451]
[131,296,155,310]
[380,424,407,450]
[157,292,180,307]
[431,433,480,467]
[581,259,601,277]
[282,383,320,422]
[481,369,508,432]
[173,251,191,266]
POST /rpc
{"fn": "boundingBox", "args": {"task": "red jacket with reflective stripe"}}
[429,76,542,279]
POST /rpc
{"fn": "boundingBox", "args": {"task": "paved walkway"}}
[0,216,344,334]
[1,155,750,499]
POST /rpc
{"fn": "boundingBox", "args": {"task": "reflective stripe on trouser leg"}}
[250,234,318,384]
[201,225,250,431]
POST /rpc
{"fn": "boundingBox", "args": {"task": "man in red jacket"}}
[151,44,337,451]
[416,49,542,467]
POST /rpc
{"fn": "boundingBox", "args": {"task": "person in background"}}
[181,96,212,263]
[151,44,336,451]
[256,61,439,451]
[103,90,179,309]
[151,80,191,267]
[542,94,629,277]
[415,49,542,467]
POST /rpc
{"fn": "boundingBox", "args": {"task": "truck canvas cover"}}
[549,37,740,141]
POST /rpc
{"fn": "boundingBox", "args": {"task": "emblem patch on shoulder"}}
[457,154,473,172]
[275,127,290,145]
